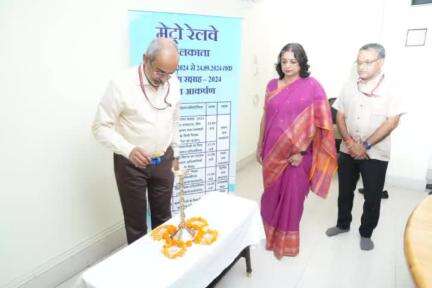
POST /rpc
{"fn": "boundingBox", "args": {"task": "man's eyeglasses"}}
[149,61,174,79]
[355,58,380,67]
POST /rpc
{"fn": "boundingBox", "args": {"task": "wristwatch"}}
[363,141,372,150]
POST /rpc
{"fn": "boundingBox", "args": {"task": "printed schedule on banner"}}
[129,11,241,213]
[176,102,231,211]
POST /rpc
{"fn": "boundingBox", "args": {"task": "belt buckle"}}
[151,157,162,166]
[150,151,164,166]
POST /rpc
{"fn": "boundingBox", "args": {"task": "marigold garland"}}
[194,228,218,245]
[185,216,208,230]
[151,216,218,258]
[162,244,187,259]
[151,224,177,241]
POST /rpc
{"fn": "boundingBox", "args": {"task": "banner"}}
[129,11,242,213]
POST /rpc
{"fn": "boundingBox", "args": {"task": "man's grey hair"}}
[145,38,178,61]
[360,43,385,59]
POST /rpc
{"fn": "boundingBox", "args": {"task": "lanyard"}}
[138,64,172,110]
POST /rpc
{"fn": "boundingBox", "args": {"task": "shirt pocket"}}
[156,107,175,127]
[121,102,140,121]
[122,96,152,124]
[370,101,388,130]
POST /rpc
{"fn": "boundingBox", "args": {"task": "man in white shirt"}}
[325,43,405,250]
[92,38,181,244]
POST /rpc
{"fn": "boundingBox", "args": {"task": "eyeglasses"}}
[149,61,173,79]
[355,58,380,67]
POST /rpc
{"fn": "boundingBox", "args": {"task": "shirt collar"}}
[357,71,384,95]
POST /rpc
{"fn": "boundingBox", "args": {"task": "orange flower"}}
[151,216,218,258]
[151,224,177,241]
[195,228,218,245]
[185,216,208,230]
[162,243,187,259]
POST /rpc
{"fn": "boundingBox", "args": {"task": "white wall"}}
[0,0,256,287]
[380,0,432,190]
[250,0,386,98]
[0,1,127,287]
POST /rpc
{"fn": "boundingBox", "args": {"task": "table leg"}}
[242,246,252,276]
[206,246,252,287]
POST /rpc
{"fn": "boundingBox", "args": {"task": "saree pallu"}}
[260,77,337,258]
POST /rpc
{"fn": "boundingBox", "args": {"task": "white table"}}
[79,192,264,288]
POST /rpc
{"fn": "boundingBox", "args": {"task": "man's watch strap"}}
[363,141,372,150]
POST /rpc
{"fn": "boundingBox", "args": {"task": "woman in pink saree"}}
[257,43,337,258]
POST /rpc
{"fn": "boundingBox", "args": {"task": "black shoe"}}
[358,188,389,199]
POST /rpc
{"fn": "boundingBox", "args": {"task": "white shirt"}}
[333,72,406,161]
[92,65,181,159]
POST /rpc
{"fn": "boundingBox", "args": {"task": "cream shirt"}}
[92,65,181,159]
[333,73,406,161]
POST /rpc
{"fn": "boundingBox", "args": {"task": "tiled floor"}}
[58,160,427,288]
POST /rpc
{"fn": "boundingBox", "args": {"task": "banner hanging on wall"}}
[129,11,242,213]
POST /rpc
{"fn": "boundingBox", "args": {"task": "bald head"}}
[145,38,179,63]
[143,38,179,87]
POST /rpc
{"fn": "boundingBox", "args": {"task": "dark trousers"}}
[113,148,174,244]
[336,152,388,238]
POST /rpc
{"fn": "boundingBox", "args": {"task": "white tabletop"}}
[79,192,264,288]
